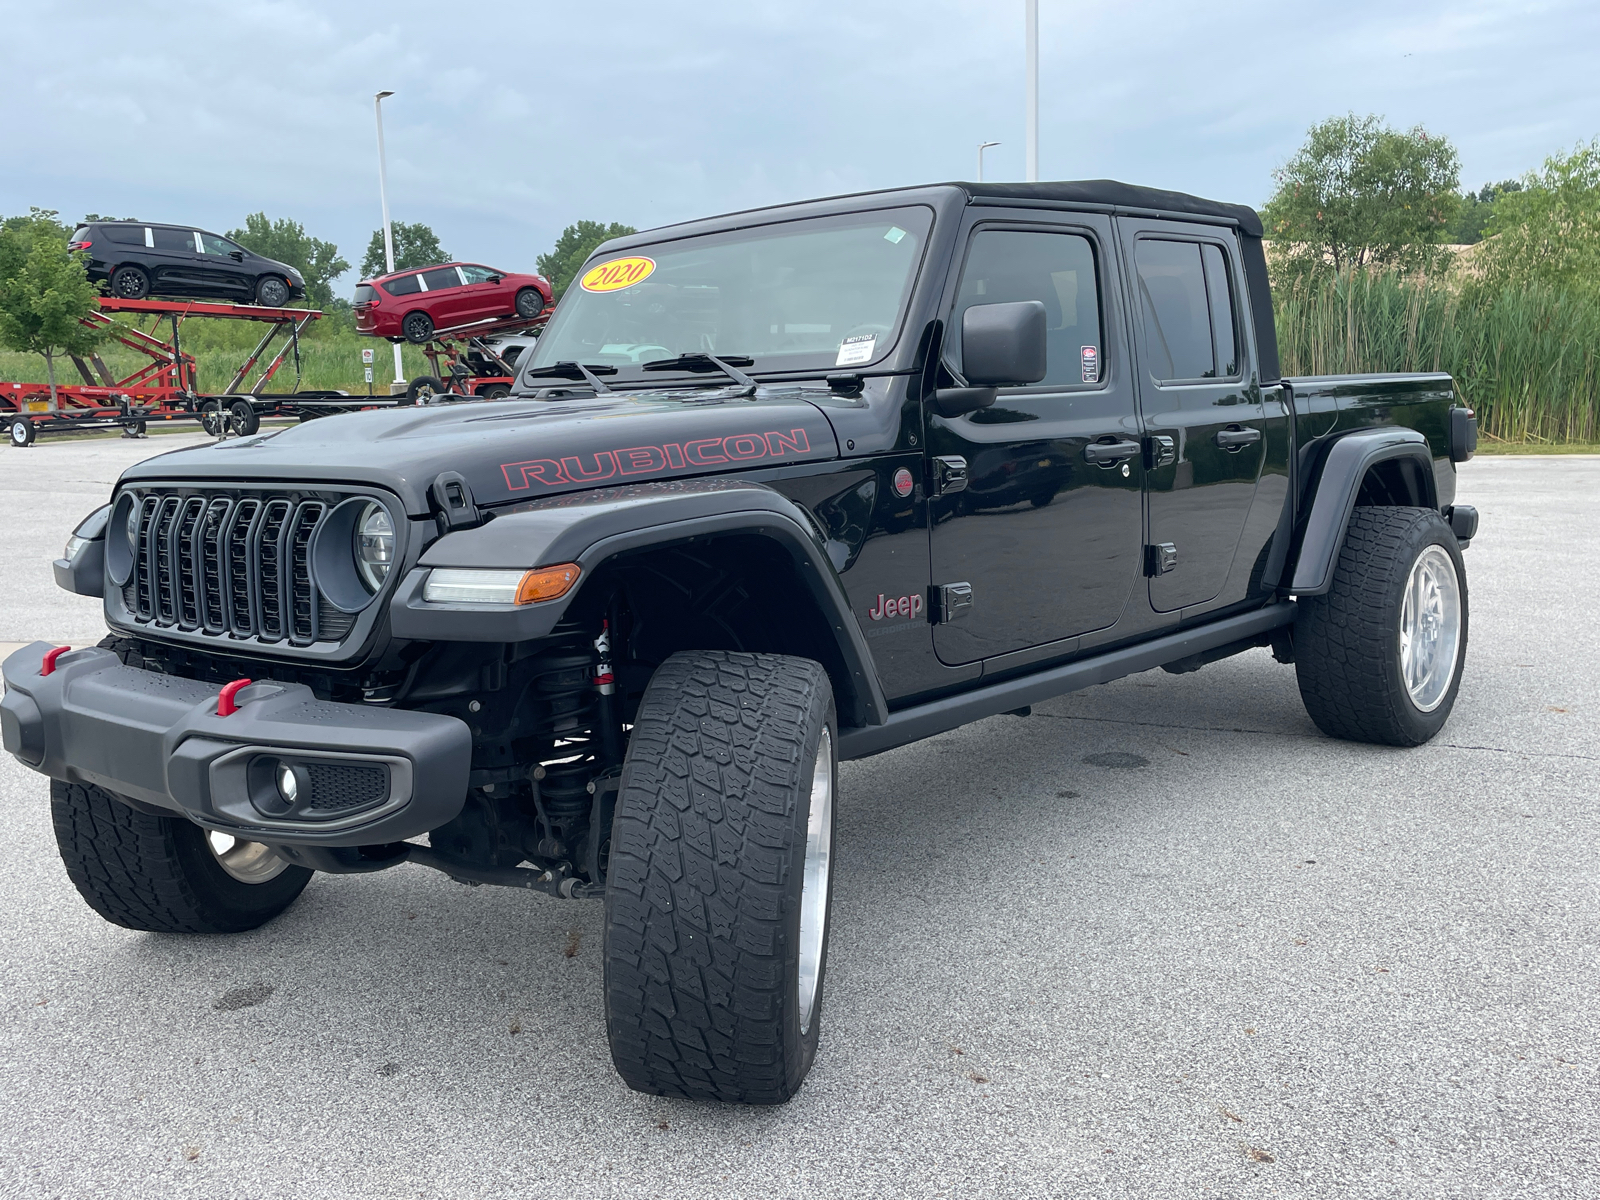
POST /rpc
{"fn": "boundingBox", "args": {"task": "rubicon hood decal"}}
[502,428,813,491]
[118,392,840,513]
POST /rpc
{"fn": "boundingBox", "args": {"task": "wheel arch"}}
[389,481,888,728]
[1288,426,1440,596]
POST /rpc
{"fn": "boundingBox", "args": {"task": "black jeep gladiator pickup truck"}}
[2,180,1479,1105]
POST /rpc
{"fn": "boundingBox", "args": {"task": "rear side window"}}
[1135,239,1240,382]
[102,224,146,245]
[950,229,1103,388]
[384,274,422,296]
[150,227,194,253]
[355,285,379,305]
[420,267,462,291]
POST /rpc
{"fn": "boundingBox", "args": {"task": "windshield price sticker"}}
[1081,345,1099,384]
[836,334,876,367]
[580,256,656,293]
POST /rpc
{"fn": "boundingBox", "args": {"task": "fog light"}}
[276,762,299,805]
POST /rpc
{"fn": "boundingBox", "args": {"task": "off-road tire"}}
[50,780,312,934]
[604,651,837,1104]
[1295,506,1468,746]
[111,265,150,300]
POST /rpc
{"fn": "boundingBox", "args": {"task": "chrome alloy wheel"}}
[796,727,834,1036]
[206,831,291,884]
[1399,544,1462,713]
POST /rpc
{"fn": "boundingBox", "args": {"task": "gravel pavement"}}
[0,440,1595,1199]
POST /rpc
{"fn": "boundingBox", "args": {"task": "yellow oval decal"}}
[580,256,656,293]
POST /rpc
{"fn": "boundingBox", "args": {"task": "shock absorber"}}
[593,619,622,767]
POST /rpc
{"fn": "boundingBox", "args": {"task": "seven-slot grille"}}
[122,489,359,645]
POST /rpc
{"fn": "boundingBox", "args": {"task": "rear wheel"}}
[199,400,226,437]
[1294,506,1468,746]
[405,375,446,404]
[514,288,544,320]
[111,266,150,300]
[478,384,511,399]
[604,651,837,1104]
[228,399,260,437]
[255,276,290,307]
[403,311,435,344]
[50,780,312,934]
[9,417,35,447]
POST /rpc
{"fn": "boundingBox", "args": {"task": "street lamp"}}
[977,141,1001,183]
[374,90,404,389]
[1024,0,1039,182]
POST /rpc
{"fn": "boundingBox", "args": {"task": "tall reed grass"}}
[1274,271,1600,444]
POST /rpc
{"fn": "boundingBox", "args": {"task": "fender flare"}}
[389,480,888,726]
[1288,426,1439,596]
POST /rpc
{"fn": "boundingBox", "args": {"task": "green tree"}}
[360,222,449,278]
[227,212,350,309]
[0,210,108,407]
[1447,180,1523,244]
[1261,114,1461,279]
[537,221,637,299]
[1476,140,1600,296]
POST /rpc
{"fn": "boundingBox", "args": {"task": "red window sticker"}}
[1081,345,1099,384]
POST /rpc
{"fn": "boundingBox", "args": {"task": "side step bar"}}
[837,602,1297,760]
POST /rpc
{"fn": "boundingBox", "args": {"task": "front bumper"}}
[1,642,470,847]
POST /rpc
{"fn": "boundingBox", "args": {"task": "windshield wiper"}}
[642,352,756,389]
[523,361,617,394]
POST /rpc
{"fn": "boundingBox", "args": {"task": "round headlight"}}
[354,503,394,592]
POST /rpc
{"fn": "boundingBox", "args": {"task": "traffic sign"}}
[361,348,375,364]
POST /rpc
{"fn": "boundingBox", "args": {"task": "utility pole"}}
[978,141,1001,182]
[374,90,404,389]
[1025,0,1039,182]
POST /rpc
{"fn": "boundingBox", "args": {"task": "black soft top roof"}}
[954,180,1263,238]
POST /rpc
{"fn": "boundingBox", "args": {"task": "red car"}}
[354,262,552,343]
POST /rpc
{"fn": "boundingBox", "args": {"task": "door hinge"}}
[931,455,969,496]
[1144,543,1178,576]
[1145,435,1176,469]
[931,582,974,623]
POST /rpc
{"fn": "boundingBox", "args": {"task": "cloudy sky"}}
[2,0,1595,296]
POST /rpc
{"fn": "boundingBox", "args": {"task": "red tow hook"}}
[216,678,253,717]
[39,646,70,676]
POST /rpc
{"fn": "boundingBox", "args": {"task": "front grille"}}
[120,487,364,648]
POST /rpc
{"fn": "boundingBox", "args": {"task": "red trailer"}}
[405,310,548,404]
[3,297,400,446]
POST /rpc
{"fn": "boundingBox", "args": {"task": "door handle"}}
[1215,426,1261,451]
[1083,439,1141,466]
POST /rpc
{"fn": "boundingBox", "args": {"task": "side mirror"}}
[487,274,503,284]
[961,300,1047,386]
[228,250,244,261]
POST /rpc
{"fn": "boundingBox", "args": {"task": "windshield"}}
[527,206,933,380]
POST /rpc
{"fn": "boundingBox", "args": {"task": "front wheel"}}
[1294,506,1468,746]
[228,398,260,437]
[255,276,290,307]
[604,651,837,1104]
[514,288,544,320]
[51,780,312,934]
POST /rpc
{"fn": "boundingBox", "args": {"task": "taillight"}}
[68,240,92,251]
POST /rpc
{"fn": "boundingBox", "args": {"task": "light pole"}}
[374,90,404,389]
[1025,0,1039,182]
[977,141,1001,182]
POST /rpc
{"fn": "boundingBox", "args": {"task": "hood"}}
[119,391,841,513]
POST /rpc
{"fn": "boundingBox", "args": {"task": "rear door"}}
[148,226,206,294]
[927,212,1145,664]
[419,266,471,328]
[1119,220,1267,612]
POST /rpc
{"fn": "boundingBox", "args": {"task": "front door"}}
[1120,221,1268,612]
[927,214,1145,665]
[457,264,504,322]
[195,232,255,299]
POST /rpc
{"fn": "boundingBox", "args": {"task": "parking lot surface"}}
[1,439,1595,1199]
